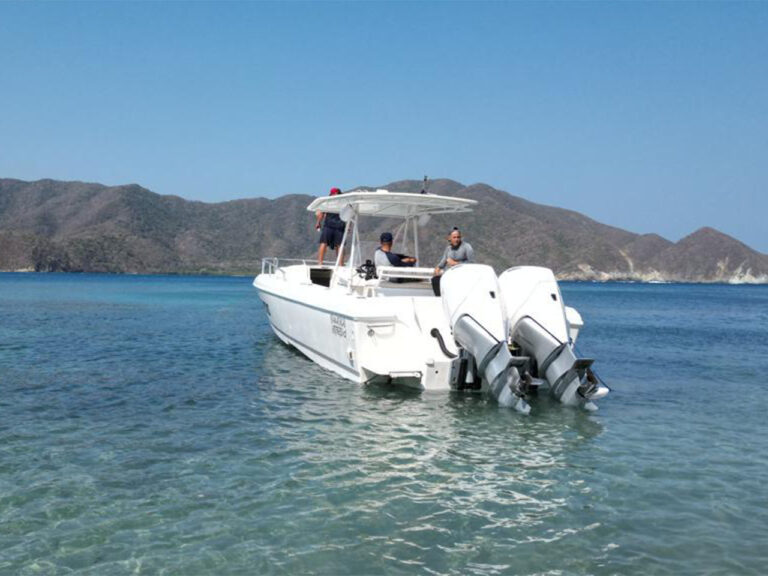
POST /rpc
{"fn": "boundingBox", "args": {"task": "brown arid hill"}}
[0,177,766,283]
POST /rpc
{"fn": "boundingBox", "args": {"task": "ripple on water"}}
[1,275,767,574]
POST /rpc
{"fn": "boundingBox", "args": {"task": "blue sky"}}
[1,2,766,251]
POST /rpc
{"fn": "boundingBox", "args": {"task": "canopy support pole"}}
[413,216,420,265]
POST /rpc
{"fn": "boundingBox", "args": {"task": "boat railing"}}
[261,257,337,275]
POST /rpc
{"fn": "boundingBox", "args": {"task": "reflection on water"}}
[255,338,607,573]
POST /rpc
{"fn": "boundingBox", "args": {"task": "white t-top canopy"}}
[307,189,476,218]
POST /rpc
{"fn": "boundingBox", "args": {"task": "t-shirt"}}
[374,248,411,268]
[436,241,474,270]
[323,212,345,230]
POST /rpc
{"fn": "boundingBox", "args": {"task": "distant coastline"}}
[2,177,767,284]
[2,268,766,286]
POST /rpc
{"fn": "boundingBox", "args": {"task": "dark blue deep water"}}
[1,273,767,575]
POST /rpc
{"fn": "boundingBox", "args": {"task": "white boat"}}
[253,189,609,413]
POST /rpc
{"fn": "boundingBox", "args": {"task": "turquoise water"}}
[1,273,767,575]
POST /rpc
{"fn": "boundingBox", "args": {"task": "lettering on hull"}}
[330,314,347,339]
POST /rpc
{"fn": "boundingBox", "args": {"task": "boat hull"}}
[254,272,458,391]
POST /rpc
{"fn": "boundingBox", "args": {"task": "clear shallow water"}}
[1,273,767,575]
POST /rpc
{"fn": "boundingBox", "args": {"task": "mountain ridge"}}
[1,177,765,283]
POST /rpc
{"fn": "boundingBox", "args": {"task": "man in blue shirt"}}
[315,187,346,265]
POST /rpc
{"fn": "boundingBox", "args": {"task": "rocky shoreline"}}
[556,267,768,285]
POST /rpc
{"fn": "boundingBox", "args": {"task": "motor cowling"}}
[441,264,530,413]
[498,266,609,407]
[499,266,569,343]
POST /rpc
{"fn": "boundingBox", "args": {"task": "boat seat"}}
[376,266,435,282]
[374,266,436,295]
[375,282,436,297]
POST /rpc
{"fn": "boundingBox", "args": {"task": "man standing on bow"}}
[315,187,345,265]
[432,227,474,295]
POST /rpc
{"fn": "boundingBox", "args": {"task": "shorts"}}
[320,226,344,250]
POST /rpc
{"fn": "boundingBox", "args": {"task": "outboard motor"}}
[499,266,609,409]
[441,264,531,414]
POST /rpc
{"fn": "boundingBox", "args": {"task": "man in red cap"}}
[315,187,345,265]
